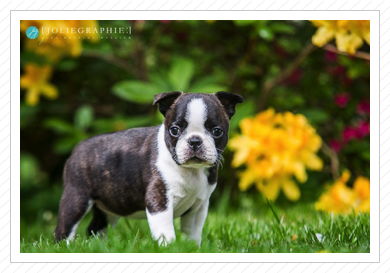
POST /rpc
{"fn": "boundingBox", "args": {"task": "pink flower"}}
[357,101,370,116]
[329,139,342,153]
[335,93,350,108]
[342,127,359,142]
[356,120,370,138]
[342,121,370,142]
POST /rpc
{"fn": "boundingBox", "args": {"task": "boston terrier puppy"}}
[54,91,243,245]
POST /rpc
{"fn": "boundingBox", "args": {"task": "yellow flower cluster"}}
[229,109,323,201]
[310,20,370,54]
[315,170,370,214]
[20,20,98,105]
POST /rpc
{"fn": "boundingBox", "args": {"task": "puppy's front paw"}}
[158,234,176,246]
[146,207,176,246]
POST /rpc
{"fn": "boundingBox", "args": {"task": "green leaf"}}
[112,80,160,104]
[124,116,155,128]
[54,137,80,154]
[92,115,155,133]
[233,20,258,26]
[75,105,94,130]
[361,151,370,161]
[269,22,296,35]
[54,131,87,154]
[258,27,274,41]
[277,37,302,53]
[44,118,74,134]
[156,111,165,124]
[299,109,330,125]
[57,59,78,71]
[189,76,226,93]
[190,84,226,93]
[149,73,171,91]
[168,57,195,91]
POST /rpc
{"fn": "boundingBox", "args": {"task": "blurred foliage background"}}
[20,20,370,234]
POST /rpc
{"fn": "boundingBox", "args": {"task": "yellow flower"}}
[20,20,99,62]
[315,170,370,214]
[20,64,58,106]
[229,109,323,201]
[310,20,370,54]
[353,176,370,213]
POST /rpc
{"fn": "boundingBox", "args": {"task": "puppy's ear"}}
[215,91,244,119]
[153,91,183,116]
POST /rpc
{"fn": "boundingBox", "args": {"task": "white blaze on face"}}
[175,98,218,166]
[186,98,207,132]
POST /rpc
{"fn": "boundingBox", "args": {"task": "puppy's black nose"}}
[188,137,203,151]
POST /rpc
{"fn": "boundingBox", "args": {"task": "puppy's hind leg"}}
[87,206,118,237]
[54,185,92,243]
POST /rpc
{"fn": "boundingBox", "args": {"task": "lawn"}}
[20,191,370,253]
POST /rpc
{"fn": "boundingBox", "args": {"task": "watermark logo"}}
[36,26,132,44]
[26,26,39,39]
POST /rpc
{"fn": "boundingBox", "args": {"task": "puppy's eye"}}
[212,128,223,138]
[169,126,180,137]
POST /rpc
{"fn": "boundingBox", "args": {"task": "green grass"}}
[20,194,370,253]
